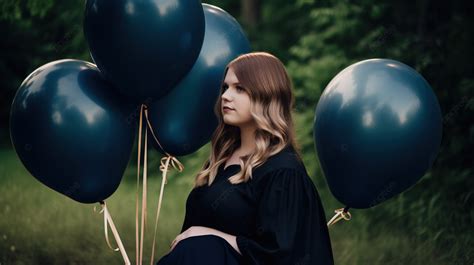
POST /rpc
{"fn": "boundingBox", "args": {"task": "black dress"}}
[156,145,334,265]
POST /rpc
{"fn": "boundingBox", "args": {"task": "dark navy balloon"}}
[83,0,205,103]
[147,4,251,156]
[313,59,442,209]
[10,60,136,204]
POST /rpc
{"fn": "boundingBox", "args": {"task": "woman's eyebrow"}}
[223,81,241,85]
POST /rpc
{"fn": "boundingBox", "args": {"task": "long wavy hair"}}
[193,52,302,188]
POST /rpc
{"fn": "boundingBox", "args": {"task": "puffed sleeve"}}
[236,168,334,265]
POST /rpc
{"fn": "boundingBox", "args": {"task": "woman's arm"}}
[169,226,242,255]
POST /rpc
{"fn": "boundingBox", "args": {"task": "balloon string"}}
[136,104,143,265]
[94,201,131,265]
[142,106,167,157]
[327,207,352,227]
[139,122,148,265]
[143,107,184,182]
[141,106,184,265]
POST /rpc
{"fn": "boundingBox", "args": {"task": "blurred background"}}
[0,0,473,264]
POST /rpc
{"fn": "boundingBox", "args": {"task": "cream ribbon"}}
[95,103,184,265]
[327,207,352,227]
[135,104,184,265]
[94,201,131,265]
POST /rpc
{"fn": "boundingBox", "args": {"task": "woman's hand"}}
[168,226,217,253]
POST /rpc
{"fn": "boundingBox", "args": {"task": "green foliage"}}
[0,0,54,20]
[0,1,89,144]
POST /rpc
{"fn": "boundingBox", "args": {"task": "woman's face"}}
[221,67,254,128]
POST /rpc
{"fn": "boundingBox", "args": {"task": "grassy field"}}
[0,142,472,264]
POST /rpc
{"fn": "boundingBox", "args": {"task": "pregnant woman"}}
[156,52,334,265]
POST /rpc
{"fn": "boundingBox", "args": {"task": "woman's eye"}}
[222,84,245,93]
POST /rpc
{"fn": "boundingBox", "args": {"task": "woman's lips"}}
[223,107,234,112]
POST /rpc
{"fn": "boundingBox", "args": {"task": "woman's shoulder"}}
[249,145,316,200]
[252,144,306,180]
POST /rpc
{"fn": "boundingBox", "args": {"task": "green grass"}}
[0,143,472,264]
[0,146,203,265]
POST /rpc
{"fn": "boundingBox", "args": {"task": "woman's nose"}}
[221,89,232,102]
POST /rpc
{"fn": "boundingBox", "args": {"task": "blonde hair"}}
[193,52,301,188]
